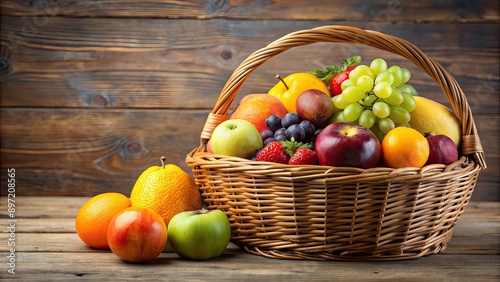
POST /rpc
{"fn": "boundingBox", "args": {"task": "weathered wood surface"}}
[0,1,499,200]
[1,0,498,22]
[0,197,498,281]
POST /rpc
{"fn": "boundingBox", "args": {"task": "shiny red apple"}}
[107,207,167,263]
[314,122,381,168]
[296,89,335,127]
[425,134,459,165]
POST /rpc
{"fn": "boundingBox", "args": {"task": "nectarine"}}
[230,94,288,133]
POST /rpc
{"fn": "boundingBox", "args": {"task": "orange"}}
[130,156,202,226]
[381,127,430,169]
[75,192,131,249]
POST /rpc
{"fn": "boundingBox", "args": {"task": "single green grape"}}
[356,75,374,92]
[370,58,388,75]
[349,68,360,84]
[342,86,365,103]
[359,110,377,129]
[352,65,375,79]
[401,68,411,84]
[375,71,394,85]
[408,84,419,96]
[370,123,385,142]
[341,79,354,91]
[333,94,351,109]
[397,84,412,95]
[363,94,378,107]
[400,93,416,112]
[373,82,392,98]
[388,65,403,87]
[383,87,404,105]
[372,101,390,118]
[378,118,395,134]
[343,103,364,122]
[330,111,347,123]
[388,105,411,124]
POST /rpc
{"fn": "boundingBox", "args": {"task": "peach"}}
[230,94,288,133]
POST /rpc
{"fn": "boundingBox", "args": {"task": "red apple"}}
[107,207,167,263]
[296,89,335,127]
[425,134,459,165]
[314,122,381,168]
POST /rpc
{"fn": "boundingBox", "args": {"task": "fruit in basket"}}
[288,148,317,165]
[210,119,263,158]
[263,113,319,144]
[256,138,316,165]
[323,58,417,139]
[130,156,202,226]
[255,141,291,164]
[381,127,430,168]
[268,72,330,113]
[314,122,381,169]
[167,209,231,261]
[425,134,459,165]
[309,55,362,96]
[107,207,167,263]
[230,94,288,133]
[409,96,461,147]
[75,192,131,249]
[296,89,335,126]
[330,65,357,96]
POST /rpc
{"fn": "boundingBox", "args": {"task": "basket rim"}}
[186,147,480,181]
[194,25,486,169]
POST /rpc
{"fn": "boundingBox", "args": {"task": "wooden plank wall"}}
[1,0,498,201]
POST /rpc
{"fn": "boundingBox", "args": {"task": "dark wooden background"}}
[1,0,498,201]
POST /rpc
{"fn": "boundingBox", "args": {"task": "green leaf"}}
[308,55,362,85]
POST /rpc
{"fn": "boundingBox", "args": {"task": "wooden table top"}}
[0,197,499,281]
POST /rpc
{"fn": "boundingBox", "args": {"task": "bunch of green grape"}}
[331,58,417,137]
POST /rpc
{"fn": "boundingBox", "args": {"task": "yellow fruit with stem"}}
[130,156,202,227]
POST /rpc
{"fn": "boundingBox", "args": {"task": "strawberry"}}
[329,65,357,96]
[289,148,317,165]
[309,55,361,96]
[256,138,316,165]
[255,141,290,164]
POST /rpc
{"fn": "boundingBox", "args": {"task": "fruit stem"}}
[160,156,166,169]
[275,74,289,90]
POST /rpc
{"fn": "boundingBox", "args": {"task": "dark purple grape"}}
[275,134,287,141]
[265,114,283,132]
[281,112,301,129]
[263,137,276,146]
[299,120,316,137]
[286,124,306,141]
[274,128,287,138]
[260,129,274,141]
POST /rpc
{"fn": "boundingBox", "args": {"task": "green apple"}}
[210,119,263,158]
[167,209,231,261]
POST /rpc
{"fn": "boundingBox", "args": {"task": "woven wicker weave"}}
[185,25,486,260]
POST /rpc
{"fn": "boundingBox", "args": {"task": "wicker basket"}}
[185,25,486,260]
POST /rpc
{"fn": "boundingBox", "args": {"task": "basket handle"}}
[199,25,486,169]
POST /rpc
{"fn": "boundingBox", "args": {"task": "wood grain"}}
[0,197,498,280]
[1,17,498,112]
[1,0,498,22]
